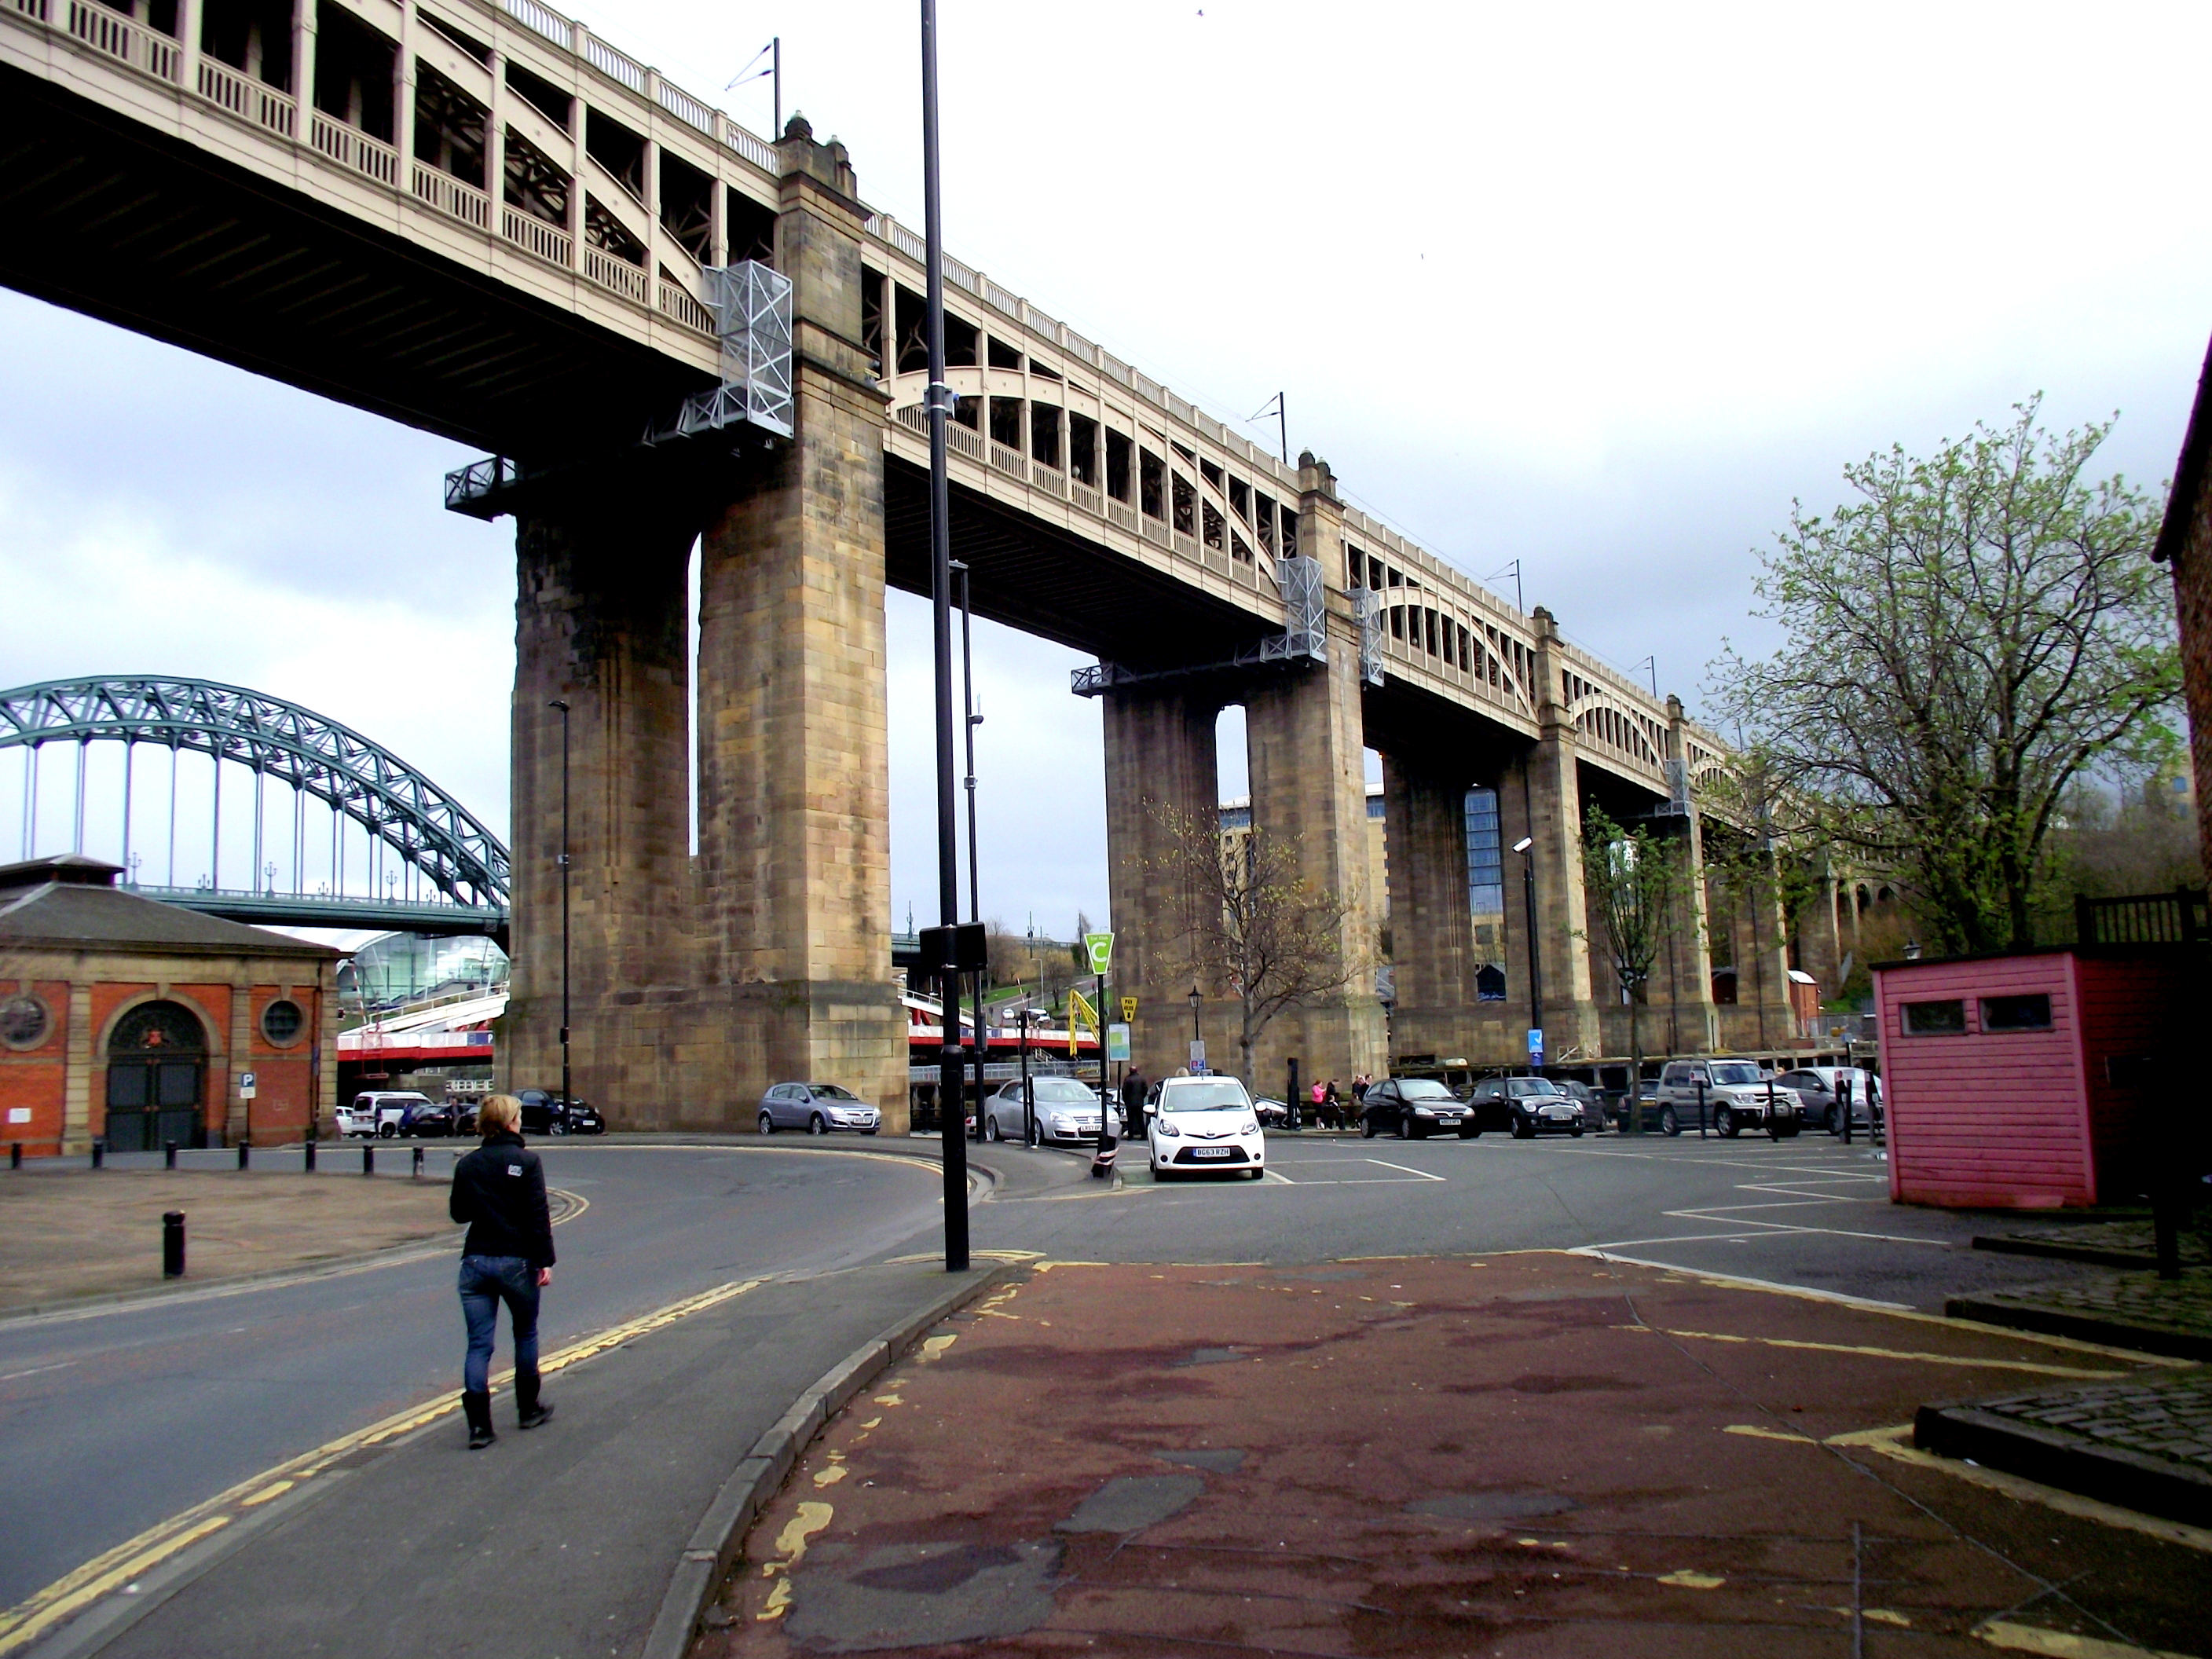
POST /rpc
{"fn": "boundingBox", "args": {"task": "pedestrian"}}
[1324,1078,1342,1129]
[1352,1075,1371,1104]
[1121,1065,1148,1140]
[450,1093,555,1449]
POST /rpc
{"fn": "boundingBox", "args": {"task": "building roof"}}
[2152,331,2212,567]
[0,855,337,958]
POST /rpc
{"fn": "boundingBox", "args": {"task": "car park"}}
[514,1088,606,1136]
[983,1076,1105,1144]
[1360,1077,1474,1139]
[1148,1075,1266,1178]
[1774,1067,1884,1134]
[1465,1075,1585,1138]
[757,1082,880,1136]
[1652,1060,1802,1138]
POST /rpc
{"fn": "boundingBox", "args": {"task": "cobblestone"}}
[1968,1368,2212,1474]
[1968,1266,2212,1335]
[1987,1217,2211,1266]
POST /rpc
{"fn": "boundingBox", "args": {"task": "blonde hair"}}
[478,1094,522,1135]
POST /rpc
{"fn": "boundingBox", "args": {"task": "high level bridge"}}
[0,0,1837,1126]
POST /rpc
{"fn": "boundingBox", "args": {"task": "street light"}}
[1188,981,1203,1071]
[954,558,985,1144]
[1512,835,1544,1072]
[548,699,571,1120]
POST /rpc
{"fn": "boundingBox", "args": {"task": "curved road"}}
[0,1143,943,1610]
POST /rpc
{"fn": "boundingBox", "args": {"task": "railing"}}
[989,443,1027,481]
[503,207,572,267]
[1070,484,1102,517]
[583,33,646,93]
[198,57,294,137]
[412,163,491,228]
[1107,501,1137,533]
[586,246,648,300]
[500,0,573,49]
[310,112,400,185]
[1029,463,1065,499]
[444,455,529,510]
[983,279,1020,317]
[2075,888,2208,947]
[657,79,714,134]
[724,124,776,174]
[657,278,714,333]
[64,0,177,80]
[890,222,928,264]
[1141,518,1171,549]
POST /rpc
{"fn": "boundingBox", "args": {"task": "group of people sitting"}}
[1304,1075,1374,1130]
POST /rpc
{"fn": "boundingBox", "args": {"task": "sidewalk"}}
[1949,1267,2212,1361]
[698,1253,2209,1658]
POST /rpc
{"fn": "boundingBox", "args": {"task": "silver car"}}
[985,1077,1109,1144]
[757,1082,881,1136]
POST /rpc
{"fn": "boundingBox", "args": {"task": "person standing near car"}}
[1120,1067,1148,1139]
[450,1093,555,1448]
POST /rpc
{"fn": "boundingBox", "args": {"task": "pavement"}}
[1949,1269,2212,1361]
[697,1252,2210,1659]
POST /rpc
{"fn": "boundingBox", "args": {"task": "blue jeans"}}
[459,1254,540,1394]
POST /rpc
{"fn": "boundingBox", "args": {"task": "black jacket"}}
[450,1131,556,1268]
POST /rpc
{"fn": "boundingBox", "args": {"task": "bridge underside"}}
[0,64,705,460]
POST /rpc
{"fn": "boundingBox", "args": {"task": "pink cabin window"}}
[1900,998,1966,1036]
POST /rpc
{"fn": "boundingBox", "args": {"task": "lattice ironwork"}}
[0,676,509,909]
[1246,555,1326,666]
[1354,586,1383,687]
[646,259,794,442]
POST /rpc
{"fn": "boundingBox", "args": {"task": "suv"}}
[1652,1060,1802,1138]
[1466,1076,1585,1138]
[1359,1078,1472,1139]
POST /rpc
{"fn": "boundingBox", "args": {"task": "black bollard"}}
[363,1144,375,1177]
[304,1138,317,1173]
[412,1145,424,1177]
[165,1139,178,1170]
[1695,1079,1707,1138]
[9,1142,20,1170]
[237,1141,251,1171]
[91,1140,104,1170]
[1840,1075,1854,1144]
[163,1210,186,1278]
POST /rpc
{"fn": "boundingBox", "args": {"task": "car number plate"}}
[1190,1146,1232,1159]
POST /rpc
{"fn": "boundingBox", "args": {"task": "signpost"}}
[1105,1024,1130,1064]
[1120,996,1137,1024]
[1526,1028,1544,1068]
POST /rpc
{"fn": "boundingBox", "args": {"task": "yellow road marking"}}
[1974,1620,2198,1658]
[1723,1423,1815,1442]
[1658,1569,1725,1588]
[1618,1324,2126,1379]
[919,1335,957,1361]
[0,1276,763,1655]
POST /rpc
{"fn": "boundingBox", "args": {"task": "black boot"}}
[515,1368,555,1430]
[463,1390,496,1450]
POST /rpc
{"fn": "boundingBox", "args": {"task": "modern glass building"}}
[336,932,508,1012]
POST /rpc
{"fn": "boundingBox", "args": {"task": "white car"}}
[1147,1075,1265,1181]
[331,1101,379,1138]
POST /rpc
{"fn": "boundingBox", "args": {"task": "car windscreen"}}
[1397,1080,1452,1100]
[1158,1082,1251,1113]
[1031,1080,1095,1103]
[1709,1064,1764,1086]
[808,1084,859,1100]
[1506,1079,1561,1097]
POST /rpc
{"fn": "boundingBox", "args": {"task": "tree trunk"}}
[1626,994,1643,1137]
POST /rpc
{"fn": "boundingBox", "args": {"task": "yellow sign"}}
[1067,988,1098,1057]
[1120,997,1137,1023]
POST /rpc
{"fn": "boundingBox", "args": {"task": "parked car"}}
[1651,1060,1802,1138]
[1148,1075,1266,1178]
[1774,1067,1884,1135]
[757,1082,880,1136]
[1252,1097,1292,1129]
[399,1097,464,1137]
[333,1097,384,1137]
[983,1076,1105,1144]
[1466,1075,1585,1138]
[1551,1079,1606,1131]
[1361,1077,1474,1139]
[355,1090,434,1138]
[513,1088,606,1136]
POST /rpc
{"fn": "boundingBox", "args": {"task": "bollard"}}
[304,1138,317,1173]
[9,1142,20,1170]
[163,1210,186,1279]
[91,1140,104,1170]
[412,1145,424,1177]
[237,1141,250,1171]
[1839,1075,1854,1144]
[363,1144,375,1177]
[165,1139,178,1170]
[1695,1079,1707,1138]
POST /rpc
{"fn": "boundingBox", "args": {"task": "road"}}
[0,1143,945,1612]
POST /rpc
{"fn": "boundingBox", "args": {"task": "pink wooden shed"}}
[1874,948,2192,1209]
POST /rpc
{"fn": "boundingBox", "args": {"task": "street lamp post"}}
[549,699,571,1121]
[956,559,986,1141]
[1187,982,1203,1072]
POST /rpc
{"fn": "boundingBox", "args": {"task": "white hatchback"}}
[1147,1075,1265,1181]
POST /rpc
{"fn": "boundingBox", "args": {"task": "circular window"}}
[261,998,305,1047]
[1,995,49,1051]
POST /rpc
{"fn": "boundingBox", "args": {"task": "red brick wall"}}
[0,979,73,1154]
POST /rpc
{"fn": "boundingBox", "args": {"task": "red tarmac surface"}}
[698,1252,2209,1658]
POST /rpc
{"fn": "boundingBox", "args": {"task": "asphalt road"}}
[0,1143,946,1612]
[978,1126,2109,1309]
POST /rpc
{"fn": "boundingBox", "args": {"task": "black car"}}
[1359,1078,1474,1139]
[515,1088,606,1136]
[1465,1075,1586,1138]
[400,1098,463,1137]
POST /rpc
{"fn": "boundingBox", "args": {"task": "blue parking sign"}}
[1526,1028,1544,1066]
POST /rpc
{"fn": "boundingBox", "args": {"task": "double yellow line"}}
[0,1276,760,1657]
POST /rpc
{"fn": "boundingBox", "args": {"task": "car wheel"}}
[549,1118,568,1136]
[808,1113,827,1136]
[1823,1105,1839,1134]
[984,1117,1002,1142]
[378,1122,396,1138]
[1457,1126,1475,1141]
[1660,1106,1680,1137]
[1569,1123,1584,1138]
[1246,1167,1263,1180]
[1361,1118,1377,1139]
[1395,1115,1412,1140]
[1716,1106,1738,1138]
[758,1111,774,1135]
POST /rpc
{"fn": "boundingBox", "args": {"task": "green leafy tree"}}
[1580,806,1686,1132]
[1709,400,2178,954]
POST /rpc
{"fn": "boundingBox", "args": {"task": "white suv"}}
[1653,1060,1801,1139]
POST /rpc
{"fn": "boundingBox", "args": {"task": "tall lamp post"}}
[1187,982,1203,1072]
[1512,834,1543,1074]
[920,0,968,1271]
[955,559,986,1141]
[548,700,571,1116]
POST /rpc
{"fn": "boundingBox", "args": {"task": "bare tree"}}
[1580,806,1684,1133]
[1709,399,2179,954]
[1144,804,1360,1086]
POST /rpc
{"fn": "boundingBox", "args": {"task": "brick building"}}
[2152,331,2212,877]
[0,855,339,1156]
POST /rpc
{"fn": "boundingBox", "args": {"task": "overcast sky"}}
[2,1,2206,939]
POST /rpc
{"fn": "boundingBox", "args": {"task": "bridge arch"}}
[0,676,509,916]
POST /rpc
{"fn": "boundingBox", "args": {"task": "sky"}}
[2,0,2207,939]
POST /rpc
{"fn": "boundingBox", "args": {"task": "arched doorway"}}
[104,1002,209,1152]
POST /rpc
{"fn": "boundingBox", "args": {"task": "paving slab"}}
[1973,1216,2212,1273]
[695,1254,2209,1658]
[1949,1268,2212,1361]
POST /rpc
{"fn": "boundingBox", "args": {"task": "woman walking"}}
[450,1093,556,1448]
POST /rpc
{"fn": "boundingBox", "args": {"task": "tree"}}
[1581,806,1684,1132]
[1709,400,2179,954]
[1144,804,1360,1086]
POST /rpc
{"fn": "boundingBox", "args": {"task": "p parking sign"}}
[238,1071,258,1100]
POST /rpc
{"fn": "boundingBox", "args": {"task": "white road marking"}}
[1362,1159,1447,1182]
[0,1361,75,1383]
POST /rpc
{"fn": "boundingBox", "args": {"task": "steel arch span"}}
[0,676,509,910]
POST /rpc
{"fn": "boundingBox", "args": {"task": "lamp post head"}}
[548,698,569,713]
[1511,836,1533,855]
[1188,983,1203,1013]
